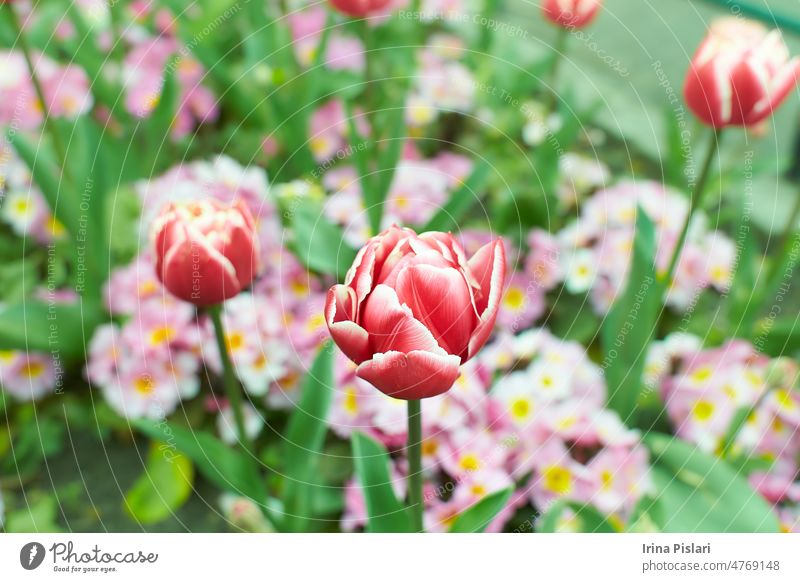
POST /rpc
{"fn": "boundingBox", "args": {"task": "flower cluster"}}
[322,143,473,246]
[406,34,476,128]
[652,336,800,531]
[335,328,652,531]
[0,349,57,402]
[550,180,735,312]
[0,143,67,243]
[123,35,219,138]
[0,50,93,129]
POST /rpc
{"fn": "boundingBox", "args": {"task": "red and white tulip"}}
[542,0,602,29]
[329,0,391,18]
[325,226,506,399]
[153,199,260,307]
[684,18,800,128]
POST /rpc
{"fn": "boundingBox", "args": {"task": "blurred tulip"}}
[153,199,260,306]
[542,0,602,29]
[326,226,506,399]
[684,18,800,128]
[329,0,391,18]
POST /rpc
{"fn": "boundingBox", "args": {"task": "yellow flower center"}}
[542,465,573,495]
[692,400,715,422]
[134,375,155,395]
[150,326,176,346]
[20,361,45,379]
[503,287,525,310]
[510,398,531,420]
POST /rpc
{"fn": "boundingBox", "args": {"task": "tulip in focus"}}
[325,226,506,399]
[153,199,260,307]
[329,0,391,18]
[542,0,602,29]
[684,18,800,128]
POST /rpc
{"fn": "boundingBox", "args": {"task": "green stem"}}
[661,128,722,285]
[208,304,253,454]
[545,27,569,112]
[5,5,68,172]
[406,399,424,532]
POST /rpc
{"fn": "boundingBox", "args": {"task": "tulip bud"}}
[542,0,602,29]
[684,18,800,128]
[325,226,506,399]
[153,199,260,307]
[329,0,391,18]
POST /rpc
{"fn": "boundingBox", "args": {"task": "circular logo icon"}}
[20,542,46,570]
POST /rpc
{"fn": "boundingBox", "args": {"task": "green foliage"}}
[290,201,358,280]
[125,441,195,525]
[281,343,336,532]
[602,208,662,423]
[0,301,99,362]
[644,433,780,532]
[423,159,493,233]
[449,488,513,533]
[539,499,617,533]
[351,432,412,533]
[133,419,266,510]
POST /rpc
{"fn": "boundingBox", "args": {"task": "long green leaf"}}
[134,419,265,505]
[351,432,412,533]
[282,342,335,532]
[291,202,358,280]
[644,432,780,532]
[0,301,98,362]
[602,208,662,422]
[125,441,194,525]
[449,488,513,533]
[423,159,492,232]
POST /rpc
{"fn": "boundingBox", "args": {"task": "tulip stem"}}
[661,128,722,286]
[209,304,253,455]
[406,399,424,532]
[545,27,569,112]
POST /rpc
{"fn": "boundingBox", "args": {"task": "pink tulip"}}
[153,199,260,306]
[325,226,506,399]
[329,0,391,18]
[684,18,800,128]
[542,0,602,29]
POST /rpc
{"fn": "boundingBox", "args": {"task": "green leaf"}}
[602,208,662,422]
[449,488,513,533]
[423,159,492,232]
[539,499,617,533]
[290,202,358,280]
[644,432,781,532]
[282,342,335,532]
[4,493,62,533]
[142,59,180,171]
[133,419,265,506]
[0,301,99,362]
[351,432,412,533]
[125,441,194,525]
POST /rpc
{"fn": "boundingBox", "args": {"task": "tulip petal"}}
[362,284,443,354]
[467,239,506,360]
[160,225,241,306]
[728,60,769,125]
[746,57,800,125]
[394,264,476,358]
[356,350,461,399]
[326,285,370,363]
